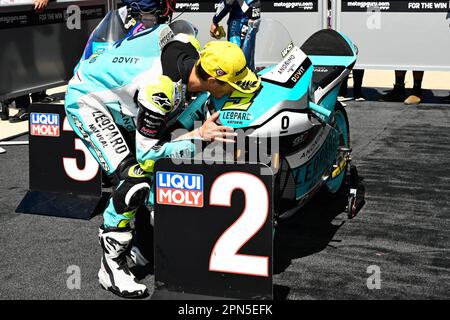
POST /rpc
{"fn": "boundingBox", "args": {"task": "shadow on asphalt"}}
[273,170,366,300]
[97,170,367,297]
[347,87,450,105]
[273,284,291,300]
[274,193,348,275]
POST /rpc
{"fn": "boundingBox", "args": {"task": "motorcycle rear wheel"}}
[324,102,350,194]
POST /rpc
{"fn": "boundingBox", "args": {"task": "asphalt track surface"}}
[0,100,449,300]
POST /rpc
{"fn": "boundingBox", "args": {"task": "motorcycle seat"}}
[300,29,354,57]
[300,29,356,93]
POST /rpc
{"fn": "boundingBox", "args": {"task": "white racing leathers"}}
[65,25,202,298]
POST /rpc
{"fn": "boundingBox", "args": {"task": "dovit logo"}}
[30,113,60,137]
[291,66,306,83]
[156,172,203,207]
[112,56,140,64]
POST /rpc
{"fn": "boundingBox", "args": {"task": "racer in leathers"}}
[210,0,261,70]
[65,22,260,298]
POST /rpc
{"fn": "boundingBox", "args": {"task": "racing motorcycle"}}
[73,12,363,220]
[205,20,365,220]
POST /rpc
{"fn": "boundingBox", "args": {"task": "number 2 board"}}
[153,159,274,300]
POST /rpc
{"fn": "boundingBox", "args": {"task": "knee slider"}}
[112,179,151,213]
[125,182,151,209]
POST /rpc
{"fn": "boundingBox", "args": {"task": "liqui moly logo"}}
[30,113,60,137]
[156,172,203,207]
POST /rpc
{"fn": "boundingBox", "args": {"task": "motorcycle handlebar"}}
[309,103,332,118]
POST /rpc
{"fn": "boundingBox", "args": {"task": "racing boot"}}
[129,206,154,268]
[98,226,148,298]
[129,246,150,267]
[9,108,29,123]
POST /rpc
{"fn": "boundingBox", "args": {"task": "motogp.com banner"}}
[342,0,450,12]
[0,5,104,29]
[175,0,318,12]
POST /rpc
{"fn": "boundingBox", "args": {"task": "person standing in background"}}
[379,70,424,105]
[352,69,366,101]
[210,0,261,70]
[121,0,176,26]
[338,69,366,103]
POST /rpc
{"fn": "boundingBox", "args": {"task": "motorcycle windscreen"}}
[81,9,129,61]
[168,20,198,38]
[253,19,296,69]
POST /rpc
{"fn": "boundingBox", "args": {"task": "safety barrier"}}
[0,0,106,100]
[332,0,450,70]
[16,102,104,219]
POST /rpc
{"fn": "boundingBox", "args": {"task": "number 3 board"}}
[16,103,103,220]
[153,159,274,300]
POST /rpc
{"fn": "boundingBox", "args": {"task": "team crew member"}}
[210,0,261,70]
[122,0,177,25]
[65,22,260,298]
